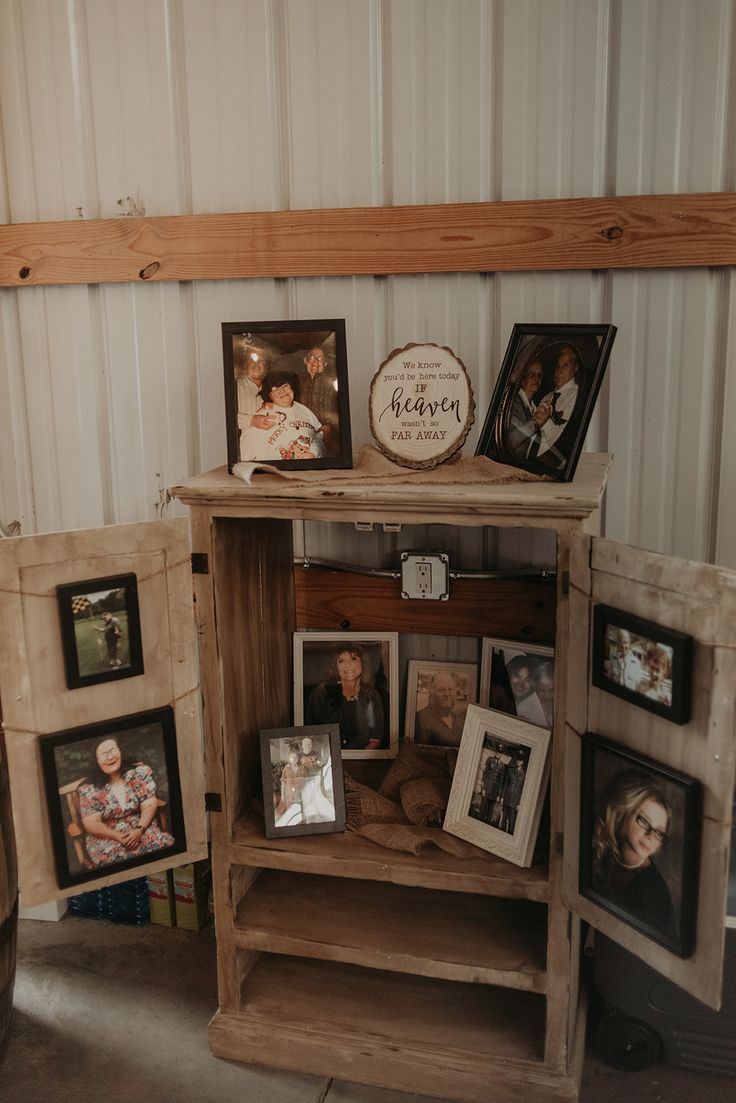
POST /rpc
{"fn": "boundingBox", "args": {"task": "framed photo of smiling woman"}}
[475,323,617,481]
[40,707,186,890]
[222,318,352,472]
[579,732,701,958]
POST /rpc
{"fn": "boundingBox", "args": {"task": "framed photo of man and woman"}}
[479,638,555,730]
[57,573,144,689]
[592,604,693,725]
[259,724,346,839]
[222,318,352,472]
[475,323,617,481]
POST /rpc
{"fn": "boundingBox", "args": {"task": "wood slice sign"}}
[369,342,475,469]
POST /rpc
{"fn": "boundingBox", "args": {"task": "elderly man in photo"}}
[527,344,582,468]
[297,345,339,452]
[237,347,281,456]
[415,671,466,747]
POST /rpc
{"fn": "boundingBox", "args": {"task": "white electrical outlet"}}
[400,552,449,600]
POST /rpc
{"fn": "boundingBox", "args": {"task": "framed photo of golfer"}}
[222,318,352,473]
[40,706,186,889]
[57,573,144,689]
[579,732,701,957]
[475,323,617,481]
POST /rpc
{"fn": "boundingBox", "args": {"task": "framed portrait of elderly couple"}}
[476,323,617,481]
[222,318,352,472]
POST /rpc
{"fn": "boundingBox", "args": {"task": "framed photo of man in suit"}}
[475,323,617,481]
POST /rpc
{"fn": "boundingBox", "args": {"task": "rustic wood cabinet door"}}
[563,533,736,1009]
[0,519,207,907]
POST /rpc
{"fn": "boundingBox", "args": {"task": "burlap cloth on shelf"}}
[233,443,551,486]
[344,740,478,857]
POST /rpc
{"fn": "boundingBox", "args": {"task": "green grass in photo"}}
[73,611,130,677]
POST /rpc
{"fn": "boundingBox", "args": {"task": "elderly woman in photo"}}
[591,770,676,938]
[79,736,174,868]
[239,370,326,462]
[305,642,386,751]
[505,359,543,459]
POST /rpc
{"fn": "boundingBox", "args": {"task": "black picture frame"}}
[259,724,346,839]
[592,603,693,725]
[40,706,186,889]
[475,323,617,481]
[579,732,701,958]
[57,572,144,690]
[222,318,352,472]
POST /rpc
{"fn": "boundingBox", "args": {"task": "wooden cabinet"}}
[171,454,612,1103]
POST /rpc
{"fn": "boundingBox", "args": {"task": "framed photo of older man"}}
[475,323,617,481]
[222,318,352,472]
[404,660,478,748]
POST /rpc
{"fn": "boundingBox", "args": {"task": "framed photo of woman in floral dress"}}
[40,706,186,889]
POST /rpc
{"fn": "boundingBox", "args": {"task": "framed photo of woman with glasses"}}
[579,732,701,957]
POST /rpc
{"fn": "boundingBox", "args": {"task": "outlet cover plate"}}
[400,552,450,600]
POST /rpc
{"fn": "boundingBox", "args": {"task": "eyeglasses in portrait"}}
[40,707,186,889]
[579,732,701,957]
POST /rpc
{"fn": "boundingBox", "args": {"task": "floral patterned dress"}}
[79,764,174,868]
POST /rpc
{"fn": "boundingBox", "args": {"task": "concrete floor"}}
[1,916,734,1103]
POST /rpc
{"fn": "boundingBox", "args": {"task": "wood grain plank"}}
[230,808,549,900]
[232,869,547,991]
[295,568,555,642]
[208,956,580,1103]
[2,193,735,287]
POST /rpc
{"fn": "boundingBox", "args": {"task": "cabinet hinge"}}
[561,571,569,595]
[191,552,209,574]
[205,791,222,812]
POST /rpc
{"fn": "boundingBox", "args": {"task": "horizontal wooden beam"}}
[1,193,734,288]
[294,567,556,643]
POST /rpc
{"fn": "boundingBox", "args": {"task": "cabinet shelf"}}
[230,809,549,901]
[209,955,570,1103]
[233,870,547,991]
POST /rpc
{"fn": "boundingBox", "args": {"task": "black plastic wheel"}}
[598,1012,662,1071]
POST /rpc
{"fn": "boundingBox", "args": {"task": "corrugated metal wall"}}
[0,0,734,568]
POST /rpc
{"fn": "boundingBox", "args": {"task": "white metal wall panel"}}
[0,0,734,574]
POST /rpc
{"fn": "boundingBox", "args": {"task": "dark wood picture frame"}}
[57,572,144,690]
[579,732,701,958]
[40,706,186,890]
[259,724,346,839]
[591,603,693,725]
[222,318,352,472]
[475,323,617,481]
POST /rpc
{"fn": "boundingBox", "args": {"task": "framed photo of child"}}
[222,319,352,472]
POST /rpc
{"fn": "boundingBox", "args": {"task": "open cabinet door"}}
[0,520,207,907]
[563,534,736,1009]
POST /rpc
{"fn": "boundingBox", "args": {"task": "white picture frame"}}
[479,637,555,730]
[404,659,478,747]
[443,705,551,867]
[293,631,399,759]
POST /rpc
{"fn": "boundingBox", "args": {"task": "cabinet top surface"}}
[172,452,611,526]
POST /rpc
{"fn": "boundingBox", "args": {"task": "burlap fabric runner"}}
[344,741,478,858]
[233,443,550,486]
